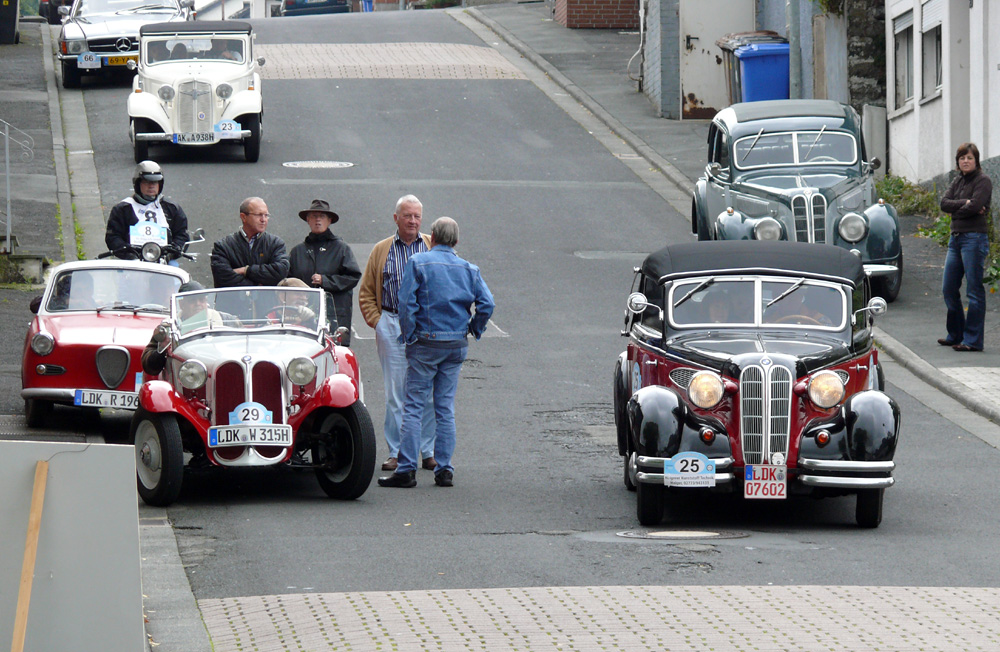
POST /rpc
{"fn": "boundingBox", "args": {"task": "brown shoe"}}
[422,456,437,470]
[381,456,398,471]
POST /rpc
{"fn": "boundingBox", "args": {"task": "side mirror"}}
[852,296,888,324]
[189,228,206,244]
[127,59,137,71]
[333,326,349,345]
[256,57,266,67]
[29,296,42,314]
[180,0,194,6]
[870,157,881,171]
[58,5,69,15]
[153,322,172,353]
[707,162,722,177]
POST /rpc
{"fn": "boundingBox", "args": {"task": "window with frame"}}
[921,0,943,99]
[894,11,914,109]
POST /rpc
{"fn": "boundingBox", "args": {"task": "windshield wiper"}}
[740,128,764,163]
[96,302,142,313]
[802,125,826,162]
[119,4,171,11]
[673,278,714,309]
[765,278,805,309]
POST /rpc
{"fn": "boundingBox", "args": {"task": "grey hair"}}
[239,197,265,214]
[394,194,422,215]
[431,217,459,247]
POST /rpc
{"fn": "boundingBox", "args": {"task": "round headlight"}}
[287,357,317,386]
[838,212,868,243]
[688,370,725,409]
[31,332,55,356]
[158,85,175,101]
[216,83,233,99]
[753,217,782,241]
[140,241,162,262]
[178,360,207,390]
[808,370,845,408]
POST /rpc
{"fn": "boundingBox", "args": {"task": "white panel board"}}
[0,441,144,652]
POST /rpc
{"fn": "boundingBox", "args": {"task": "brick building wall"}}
[554,0,638,29]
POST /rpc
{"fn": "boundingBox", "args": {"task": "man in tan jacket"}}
[358,195,436,471]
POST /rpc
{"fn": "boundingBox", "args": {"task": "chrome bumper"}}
[798,457,895,489]
[863,263,899,278]
[22,387,76,402]
[134,130,252,142]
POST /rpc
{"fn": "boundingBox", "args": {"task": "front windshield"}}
[145,37,245,64]
[78,0,176,15]
[46,268,181,313]
[668,277,845,330]
[733,130,857,170]
[173,287,324,336]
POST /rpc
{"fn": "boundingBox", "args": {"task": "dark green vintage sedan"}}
[692,99,902,302]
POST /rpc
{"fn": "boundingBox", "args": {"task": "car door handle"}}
[643,360,657,366]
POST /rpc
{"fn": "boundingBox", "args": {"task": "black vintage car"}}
[612,241,900,528]
[692,100,903,302]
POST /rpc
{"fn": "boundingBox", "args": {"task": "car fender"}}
[627,385,684,458]
[128,94,170,133]
[843,390,900,461]
[613,351,629,456]
[862,202,901,262]
[715,208,755,241]
[137,380,204,434]
[221,88,262,121]
[315,373,359,408]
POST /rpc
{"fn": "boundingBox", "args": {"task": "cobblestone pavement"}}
[200,585,1000,651]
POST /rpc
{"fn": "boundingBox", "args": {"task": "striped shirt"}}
[381,234,428,312]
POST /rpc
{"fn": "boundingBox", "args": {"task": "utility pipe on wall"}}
[786,0,801,98]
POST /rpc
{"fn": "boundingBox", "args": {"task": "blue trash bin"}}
[734,42,789,102]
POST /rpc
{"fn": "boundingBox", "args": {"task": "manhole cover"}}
[283,161,354,169]
[616,530,748,540]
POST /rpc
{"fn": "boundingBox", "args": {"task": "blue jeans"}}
[397,343,468,475]
[375,312,435,458]
[942,232,989,350]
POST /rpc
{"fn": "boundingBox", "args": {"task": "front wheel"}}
[856,488,884,528]
[132,407,184,507]
[312,402,376,500]
[24,398,52,428]
[61,60,81,89]
[241,113,261,162]
[132,119,150,163]
[636,480,664,525]
[623,453,636,492]
[872,253,903,303]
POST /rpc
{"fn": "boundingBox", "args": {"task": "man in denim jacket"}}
[378,217,494,488]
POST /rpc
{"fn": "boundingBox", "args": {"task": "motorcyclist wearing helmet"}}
[105,160,190,265]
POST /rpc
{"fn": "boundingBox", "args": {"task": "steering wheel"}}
[774,314,823,326]
[808,156,839,163]
[268,305,317,327]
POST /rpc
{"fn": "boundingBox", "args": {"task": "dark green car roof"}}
[140,20,252,35]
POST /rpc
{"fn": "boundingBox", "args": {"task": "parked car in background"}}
[127,21,264,163]
[613,241,900,528]
[279,0,348,17]
[132,286,375,506]
[21,259,189,428]
[692,99,903,302]
[57,0,193,88]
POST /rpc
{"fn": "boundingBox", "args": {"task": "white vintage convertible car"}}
[127,20,264,162]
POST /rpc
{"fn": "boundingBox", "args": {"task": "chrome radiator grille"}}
[740,364,792,465]
[791,194,827,244]
[175,81,213,134]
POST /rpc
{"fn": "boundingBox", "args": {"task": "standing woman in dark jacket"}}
[288,199,362,345]
[939,142,993,352]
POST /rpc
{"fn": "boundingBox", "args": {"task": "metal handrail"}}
[1,117,36,254]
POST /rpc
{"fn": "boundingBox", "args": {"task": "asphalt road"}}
[16,8,1000,603]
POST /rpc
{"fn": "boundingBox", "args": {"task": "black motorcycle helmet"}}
[133,160,164,204]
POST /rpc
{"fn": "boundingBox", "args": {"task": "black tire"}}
[693,196,710,241]
[872,253,903,303]
[623,453,636,492]
[61,60,81,89]
[241,113,261,162]
[132,407,184,507]
[312,402,376,500]
[24,399,52,428]
[876,363,886,392]
[636,480,664,526]
[856,488,884,528]
[132,119,150,163]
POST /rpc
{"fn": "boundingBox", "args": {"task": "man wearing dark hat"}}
[287,199,362,345]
